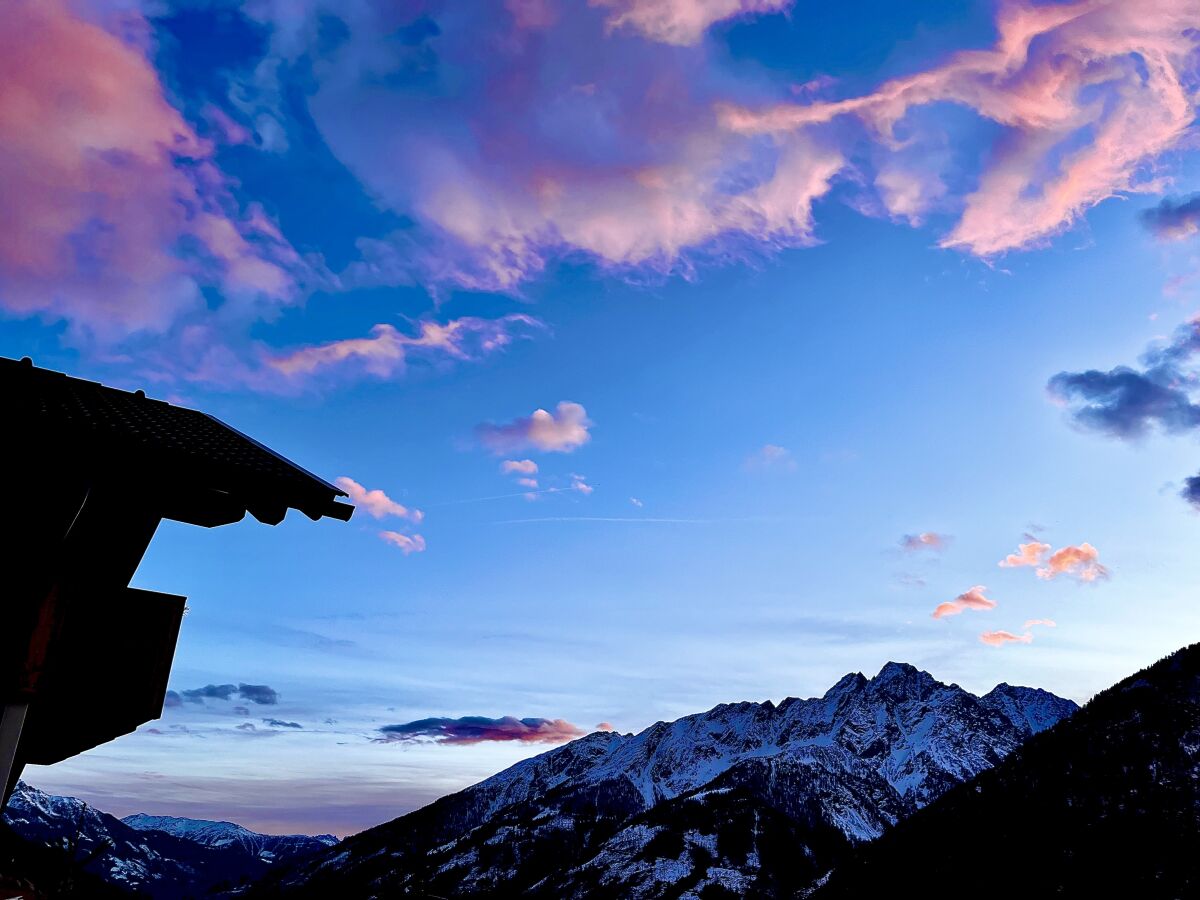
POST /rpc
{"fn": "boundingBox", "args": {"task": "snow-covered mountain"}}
[258,662,1078,899]
[2,782,337,898]
[817,643,1200,898]
[123,813,337,862]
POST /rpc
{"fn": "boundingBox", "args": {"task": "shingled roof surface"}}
[2,356,352,523]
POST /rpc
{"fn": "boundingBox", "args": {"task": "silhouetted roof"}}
[1,356,353,525]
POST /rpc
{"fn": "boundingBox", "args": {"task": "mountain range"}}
[250,661,1077,898]
[17,645,1199,899]
[1,781,336,898]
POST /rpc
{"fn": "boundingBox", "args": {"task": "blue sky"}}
[5,0,1200,834]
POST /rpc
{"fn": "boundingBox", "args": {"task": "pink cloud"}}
[720,0,1200,256]
[268,315,542,380]
[980,616,1055,647]
[998,540,1107,581]
[12,0,1200,362]
[501,459,539,475]
[596,722,615,732]
[335,477,422,523]
[932,585,997,619]
[478,402,593,454]
[247,2,846,295]
[517,477,540,488]
[591,0,792,46]
[1037,543,1109,582]
[570,474,595,495]
[379,532,427,555]
[505,0,558,31]
[377,715,586,745]
[202,104,253,146]
[874,165,947,226]
[999,541,1051,569]
[900,532,950,552]
[979,629,1033,647]
[0,0,301,339]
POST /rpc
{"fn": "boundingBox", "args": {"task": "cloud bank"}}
[1050,319,1200,509]
[1141,195,1200,241]
[166,683,280,707]
[1049,319,1200,440]
[8,0,1199,388]
[376,715,586,745]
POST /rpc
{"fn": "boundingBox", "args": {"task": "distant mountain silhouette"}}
[816,642,1200,899]
[2,782,336,898]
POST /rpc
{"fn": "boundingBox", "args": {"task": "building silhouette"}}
[0,356,353,803]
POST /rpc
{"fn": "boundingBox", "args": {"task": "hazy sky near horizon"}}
[7,0,1200,835]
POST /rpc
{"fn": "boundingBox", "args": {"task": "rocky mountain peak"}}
[256,662,1078,899]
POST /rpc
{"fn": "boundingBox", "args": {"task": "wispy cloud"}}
[375,715,586,746]
[932,585,996,619]
[745,443,796,472]
[478,402,593,454]
[592,0,792,45]
[335,477,422,523]
[13,0,1199,387]
[338,477,426,556]
[900,532,950,553]
[0,0,303,341]
[981,618,1055,647]
[269,315,542,382]
[379,532,427,555]
[720,0,1199,257]
[241,0,847,295]
[979,629,1033,647]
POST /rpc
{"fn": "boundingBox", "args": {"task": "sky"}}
[5,0,1200,836]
